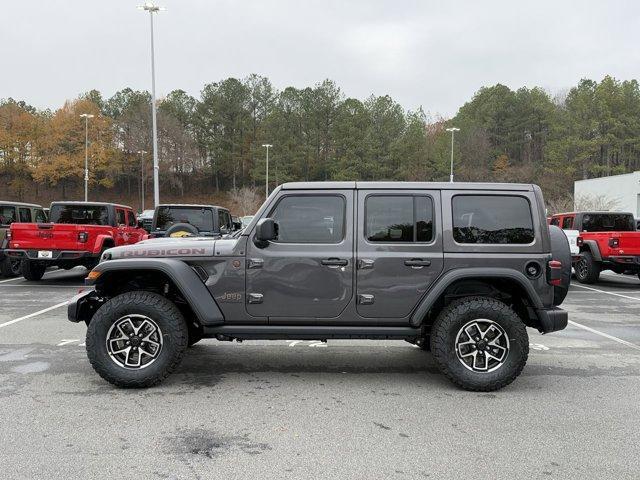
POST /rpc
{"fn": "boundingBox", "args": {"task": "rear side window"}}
[581,213,635,232]
[0,206,16,226]
[34,209,47,223]
[50,205,109,225]
[271,195,345,243]
[562,217,574,229]
[366,195,434,242]
[18,208,32,223]
[453,195,534,244]
[550,217,560,226]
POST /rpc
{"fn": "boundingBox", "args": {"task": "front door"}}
[245,190,354,320]
[356,190,444,318]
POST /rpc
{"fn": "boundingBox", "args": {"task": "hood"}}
[104,237,219,261]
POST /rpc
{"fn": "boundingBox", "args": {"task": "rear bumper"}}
[5,249,99,262]
[535,307,568,334]
[605,255,640,266]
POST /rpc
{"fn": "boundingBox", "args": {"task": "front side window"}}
[50,205,109,225]
[366,195,434,242]
[550,217,560,226]
[271,195,345,243]
[453,195,534,244]
[127,211,137,227]
[218,210,231,231]
[116,209,126,225]
[155,207,214,232]
[18,208,32,223]
[0,206,16,226]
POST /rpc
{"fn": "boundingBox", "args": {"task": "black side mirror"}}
[254,218,278,247]
[137,219,144,229]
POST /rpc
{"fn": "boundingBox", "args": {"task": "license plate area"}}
[37,250,53,259]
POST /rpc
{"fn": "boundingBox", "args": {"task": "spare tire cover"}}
[165,222,199,238]
[549,225,572,305]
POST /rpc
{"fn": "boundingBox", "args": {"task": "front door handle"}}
[321,258,348,267]
[404,258,431,268]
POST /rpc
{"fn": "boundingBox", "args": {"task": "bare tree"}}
[229,186,261,216]
[574,194,621,211]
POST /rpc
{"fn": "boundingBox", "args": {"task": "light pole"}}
[79,113,94,201]
[446,127,460,183]
[137,150,148,211]
[262,144,272,199]
[138,2,165,207]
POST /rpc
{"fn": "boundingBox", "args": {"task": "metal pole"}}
[449,130,454,183]
[149,10,160,207]
[141,151,145,211]
[265,146,269,199]
[84,116,89,201]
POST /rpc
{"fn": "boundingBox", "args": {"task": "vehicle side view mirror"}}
[254,218,278,247]
[137,219,144,229]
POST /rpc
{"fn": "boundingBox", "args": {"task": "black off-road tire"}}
[0,258,21,278]
[165,223,199,238]
[86,291,189,388]
[21,260,46,281]
[575,251,600,284]
[430,297,529,392]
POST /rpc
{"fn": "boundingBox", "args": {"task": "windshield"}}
[155,207,214,232]
[50,205,110,225]
[582,213,636,232]
[0,206,16,226]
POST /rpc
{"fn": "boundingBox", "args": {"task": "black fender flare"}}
[410,268,544,327]
[580,240,602,261]
[89,258,224,326]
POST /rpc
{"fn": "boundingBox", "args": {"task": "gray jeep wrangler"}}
[69,182,570,391]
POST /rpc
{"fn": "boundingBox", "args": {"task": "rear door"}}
[245,190,354,320]
[356,190,444,318]
[125,210,144,244]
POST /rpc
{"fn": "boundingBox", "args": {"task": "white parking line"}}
[0,276,22,284]
[0,302,68,329]
[572,284,640,301]
[0,285,85,289]
[568,320,640,352]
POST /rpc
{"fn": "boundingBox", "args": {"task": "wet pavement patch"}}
[169,428,271,459]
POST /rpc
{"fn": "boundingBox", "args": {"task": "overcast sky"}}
[2,0,639,117]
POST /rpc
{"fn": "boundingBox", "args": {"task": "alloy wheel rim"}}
[455,319,510,373]
[10,260,21,275]
[106,314,163,369]
[576,259,587,278]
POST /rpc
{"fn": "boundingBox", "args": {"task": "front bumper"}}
[535,307,568,334]
[5,249,98,262]
[68,289,102,323]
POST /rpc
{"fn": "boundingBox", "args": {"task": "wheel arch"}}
[579,240,602,261]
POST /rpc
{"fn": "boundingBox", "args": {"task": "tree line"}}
[1,74,639,213]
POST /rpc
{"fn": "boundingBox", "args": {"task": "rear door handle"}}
[321,258,348,267]
[404,258,431,268]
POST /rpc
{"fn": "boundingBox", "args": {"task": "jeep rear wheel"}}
[0,258,21,278]
[21,260,46,281]
[431,297,529,392]
[86,291,188,388]
[575,251,600,284]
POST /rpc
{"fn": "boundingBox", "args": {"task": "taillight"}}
[6,230,11,241]
[548,260,562,286]
[609,238,619,248]
[78,232,89,243]
[576,236,583,247]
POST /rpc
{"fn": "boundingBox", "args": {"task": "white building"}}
[574,171,640,217]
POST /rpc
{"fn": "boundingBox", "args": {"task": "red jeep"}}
[549,211,640,283]
[6,202,146,281]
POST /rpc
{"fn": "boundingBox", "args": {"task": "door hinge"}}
[358,294,375,305]
[248,293,264,304]
[248,258,264,269]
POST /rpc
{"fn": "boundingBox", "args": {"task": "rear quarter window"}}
[452,195,535,244]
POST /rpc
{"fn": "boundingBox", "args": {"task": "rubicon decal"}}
[116,247,214,258]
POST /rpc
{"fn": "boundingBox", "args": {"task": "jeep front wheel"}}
[21,260,46,281]
[430,297,529,392]
[86,291,188,388]
[575,251,600,284]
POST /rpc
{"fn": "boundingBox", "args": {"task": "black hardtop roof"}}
[281,181,535,191]
[158,204,227,211]
[553,211,635,217]
[0,200,43,208]
[50,201,133,210]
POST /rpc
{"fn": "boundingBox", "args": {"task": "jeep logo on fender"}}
[117,247,214,258]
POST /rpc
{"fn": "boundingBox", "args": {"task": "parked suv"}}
[0,201,48,277]
[148,204,235,238]
[6,202,146,281]
[550,211,640,283]
[69,182,570,391]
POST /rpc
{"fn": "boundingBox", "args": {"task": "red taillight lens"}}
[576,236,583,247]
[609,238,619,248]
[78,232,88,243]
[548,260,562,286]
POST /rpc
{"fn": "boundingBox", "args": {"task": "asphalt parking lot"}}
[0,269,639,479]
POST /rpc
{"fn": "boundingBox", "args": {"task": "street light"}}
[137,150,148,211]
[262,144,272,199]
[79,113,94,201]
[446,127,460,183]
[138,2,165,208]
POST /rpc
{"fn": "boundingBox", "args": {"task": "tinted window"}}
[366,195,434,242]
[127,211,137,227]
[34,209,47,223]
[50,205,110,225]
[18,208,32,223]
[550,217,560,226]
[218,210,231,231]
[581,213,635,232]
[271,195,345,243]
[116,209,126,225]
[453,195,534,244]
[562,217,574,229]
[0,206,16,226]
[155,207,214,232]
